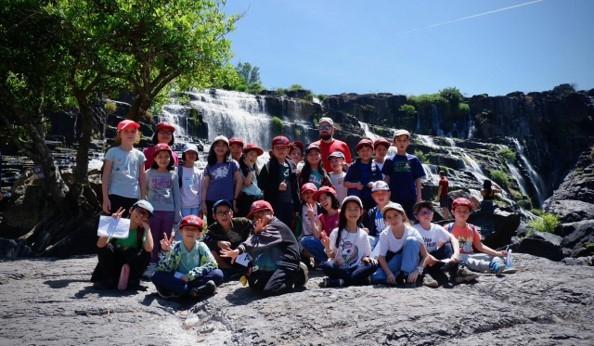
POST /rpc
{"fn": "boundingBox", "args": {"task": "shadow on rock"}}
[73,284,147,299]
[44,279,89,289]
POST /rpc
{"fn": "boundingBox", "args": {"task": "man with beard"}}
[312,117,353,170]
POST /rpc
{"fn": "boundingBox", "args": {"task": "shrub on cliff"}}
[490,169,510,188]
[528,213,560,234]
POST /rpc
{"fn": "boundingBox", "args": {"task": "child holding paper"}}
[91,200,155,291]
[152,215,223,299]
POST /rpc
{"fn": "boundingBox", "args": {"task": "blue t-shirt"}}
[205,160,239,202]
[104,146,145,199]
[382,153,425,203]
[345,160,383,203]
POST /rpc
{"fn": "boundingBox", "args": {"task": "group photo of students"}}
[93,115,515,300]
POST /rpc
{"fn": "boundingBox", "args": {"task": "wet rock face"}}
[0,254,592,345]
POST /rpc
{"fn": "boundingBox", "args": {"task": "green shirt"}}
[113,228,145,249]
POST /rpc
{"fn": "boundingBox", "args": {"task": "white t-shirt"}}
[329,171,348,203]
[376,225,423,257]
[300,204,319,237]
[414,223,451,253]
[180,166,203,208]
[329,227,371,268]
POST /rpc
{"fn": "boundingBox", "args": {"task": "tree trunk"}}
[72,95,92,202]
[128,92,151,122]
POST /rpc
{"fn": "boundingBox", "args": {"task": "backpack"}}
[177,165,184,188]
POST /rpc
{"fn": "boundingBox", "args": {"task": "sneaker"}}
[143,263,157,280]
[502,266,517,274]
[295,262,309,287]
[190,280,216,299]
[422,275,439,288]
[455,267,479,284]
[489,260,505,276]
[156,286,177,299]
[117,264,130,291]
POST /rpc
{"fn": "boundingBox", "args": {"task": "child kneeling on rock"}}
[91,200,154,291]
[152,215,223,299]
[220,200,308,297]
[319,196,378,287]
[446,198,510,276]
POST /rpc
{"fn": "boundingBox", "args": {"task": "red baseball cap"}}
[246,200,274,219]
[300,182,318,195]
[373,138,390,150]
[229,137,244,147]
[179,215,204,230]
[117,119,140,132]
[314,186,337,202]
[355,138,374,152]
[156,122,175,132]
[243,143,264,156]
[452,197,474,211]
[152,143,173,159]
[272,136,290,147]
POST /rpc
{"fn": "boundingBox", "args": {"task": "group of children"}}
[92,117,514,300]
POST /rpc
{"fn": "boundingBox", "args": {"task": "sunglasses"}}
[416,210,433,216]
[319,124,333,131]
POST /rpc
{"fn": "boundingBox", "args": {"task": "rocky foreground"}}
[0,254,592,346]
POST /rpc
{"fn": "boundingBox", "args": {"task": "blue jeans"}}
[321,261,377,286]
[181,208,200,217]
[300,236,327,264]
[151,269,224,297]
[371,237,421,284]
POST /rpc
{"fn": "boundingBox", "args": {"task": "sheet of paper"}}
[235,253,251,267]
[97,216,130,239]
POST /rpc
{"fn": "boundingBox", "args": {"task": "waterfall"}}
[506,162,529,197]
[160,104,191,145]
[358,121,381,140]
[510,138,545,205]
[416,134,438,149]
[188,89,273,148]
[431,104,444,136]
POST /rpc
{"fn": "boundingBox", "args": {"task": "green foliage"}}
[517,198,532,210]
[408,93,447,109]
[414,150,429,164]
[399,104,416,117]
[532,209,544,216]
[458,102,470,114]
[271,116,283,134]
[490,169,510,188]
[528,213,560,234]
[289,84,304,91]
[439,87,463,105]
[498,147,517,162]
[235,62,263,94]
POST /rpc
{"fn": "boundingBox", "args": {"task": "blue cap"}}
[212,199,233,213]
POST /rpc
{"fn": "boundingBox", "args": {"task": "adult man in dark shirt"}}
[221,200,308,296]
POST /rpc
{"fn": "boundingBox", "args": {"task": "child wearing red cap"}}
[144,143,182,275]
[221,200,308,297]
[102,119,146,217]
[445,198,509,277]
[373,138,391,171]
[300,186,340,266]
[258,136,300,228]
[229,137,244,162]
[152,215,223,299]
[143,122,180,170]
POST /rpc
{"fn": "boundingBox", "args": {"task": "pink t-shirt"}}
[318,212,340,236]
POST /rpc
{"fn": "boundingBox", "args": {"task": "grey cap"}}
[371,180,390,192]
[382,202,405,217]
[328,151,345,159]
[132,199,154,216]
[393,129,411,139]
[183,143,199,154]
[341,195,363,209]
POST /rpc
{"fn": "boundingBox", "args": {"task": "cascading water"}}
[358,121,382,140]
[188,89,273,148]
[506,162,529,197]
[431,104,444,136]
[510,138,546,205]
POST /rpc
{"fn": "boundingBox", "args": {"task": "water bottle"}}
[505,249,513,267]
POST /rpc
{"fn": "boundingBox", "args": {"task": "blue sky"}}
[224,0,594,96]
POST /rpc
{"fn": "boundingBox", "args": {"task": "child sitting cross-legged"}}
[152,215,223,299]
[445,197,510,276]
